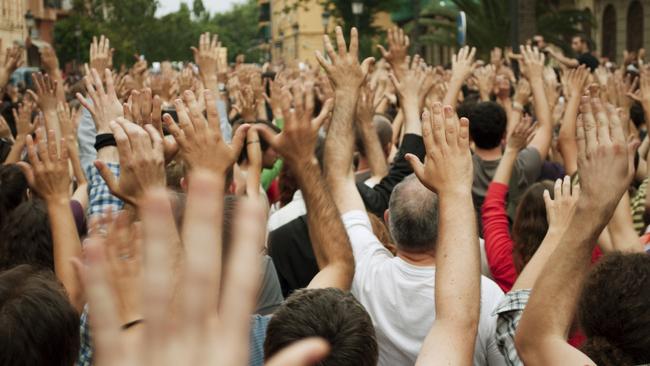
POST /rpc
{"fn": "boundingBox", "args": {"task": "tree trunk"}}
[518,0,537,44]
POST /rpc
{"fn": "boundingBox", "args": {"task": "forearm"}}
[558,95,581,175]
[359,119,388,179]
[296,159,354,289]
[391,108,404,146]
[325,88,363,211]
[552,53,579,68]
[606,192,643,253]
[511,229,563,291]
[443,77,464,110]
[3,137,25,164]
[47,198,84,312]
[529,78,552,159]
[492,148,518,184]
[434,191,480,359]
[517,206,603,347]
[506,105,521,138]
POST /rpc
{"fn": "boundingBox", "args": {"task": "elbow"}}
[514,323,538,362]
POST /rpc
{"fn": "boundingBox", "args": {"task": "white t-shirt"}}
[267,191,306,232]
[343,210,507,366]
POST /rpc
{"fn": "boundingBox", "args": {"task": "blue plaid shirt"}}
[87,162,124,216]
[493,289,531,366]
[77,306,92,366]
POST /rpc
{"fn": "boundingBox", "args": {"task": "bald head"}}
[388,175,439,253]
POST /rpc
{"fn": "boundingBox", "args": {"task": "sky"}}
[155,0,246,17]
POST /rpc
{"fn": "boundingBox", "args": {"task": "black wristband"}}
[94,133,116,151]
[121,319,144,330]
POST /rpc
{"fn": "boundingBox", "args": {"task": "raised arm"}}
[515,96,634,366]
[317,26,374,214]
[357,82,389,180]
[519,46,553,160]
[17,129,84,312]
[257,84,354,290]
[443,46,476,110]
[411,104,480,365]
[557,66,590,175]
[546,48,579,68]
[482,116,535,291]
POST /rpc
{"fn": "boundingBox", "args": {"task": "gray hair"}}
[388,174,439,253]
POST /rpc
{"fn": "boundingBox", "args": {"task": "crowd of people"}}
[0,23,649,366]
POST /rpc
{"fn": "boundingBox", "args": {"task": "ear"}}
[180,176,188,192]
[383,209,390,226]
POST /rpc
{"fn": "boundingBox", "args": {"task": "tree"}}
[211,0,264,63]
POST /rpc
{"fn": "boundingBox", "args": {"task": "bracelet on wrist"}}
[121,319,144,330]
[94,133,117,151]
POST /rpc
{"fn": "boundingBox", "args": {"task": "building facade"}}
[585,0,649,63]
[0,0,27,47]
[259,0,393,65]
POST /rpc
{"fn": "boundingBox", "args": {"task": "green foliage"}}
[54,0,264,68]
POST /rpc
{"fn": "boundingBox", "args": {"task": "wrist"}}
[45,194,70,206]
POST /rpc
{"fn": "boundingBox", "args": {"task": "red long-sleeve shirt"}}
[481,182,517,292]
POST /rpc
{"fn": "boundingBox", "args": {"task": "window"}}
[601,4,616,61]
[627,1,644,52]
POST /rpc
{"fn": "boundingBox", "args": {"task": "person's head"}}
[578,253,650,366]
[356,115,393,159]
[0,265,80,366]
[387,174,439,254]
[630,102,645,130]
[511,181,554,272]
[264,288,378,365]
[0,164,29,229]
[572,34,590,54]
[0,199,53,271]
[468,102,507,149]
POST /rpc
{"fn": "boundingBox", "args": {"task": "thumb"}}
[254,124,279,150]
[265,338,330,366]
[94,160,130,204]
[16,162,35,187]
[405,153,425,181]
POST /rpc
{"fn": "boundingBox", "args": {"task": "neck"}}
[474,146,503,161]
[396,250,436,266]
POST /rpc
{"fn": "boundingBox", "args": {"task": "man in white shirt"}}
[319,28,506,366]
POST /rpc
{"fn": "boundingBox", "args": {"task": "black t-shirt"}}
[577,52,599,71]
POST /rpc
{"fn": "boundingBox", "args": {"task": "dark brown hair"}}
[578,253,650,366]
[264,288,378,365]
[511,180,555,273]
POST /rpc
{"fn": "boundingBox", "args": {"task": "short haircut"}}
[0,199,53,271]
[356,116,393,157]
[578,253,650,366]
[0,265,80,366]
[264,288,378,366]
[468,102,507,149]
[388,174,439,253]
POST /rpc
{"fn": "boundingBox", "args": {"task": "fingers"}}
[349,27,359,57]
[230,123,251,159]
[254,124,279,149]
[562,175,571,197]
[15,161,35,187]
[405,153,426,182]
[579,96,598,154]
[312,98,333,131]
[591,97,611,145]
[334,26,347,57]
[442,105,459,147]
[576,114,587,163]
[543,189,552,209]
[204,89,221,132]
[94,160,123,201]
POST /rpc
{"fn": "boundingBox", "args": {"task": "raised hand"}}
[513,78,531,107]
[474,65,495,101]
[191,32,221,91]
[256,84,333,166]
[520,45,545,81]
[28,72,58,113]
[89,35,113,74]
[315,26,375,91]
[377,27,410,77]
[77,67,123,134]
[164,90,249,174]
[12,101,36,138]
[405,103,473,195]
[544,176,580,233]
[94,118,165,206]
[0,39,23,88]
[40,46,60,75]
[576,95,635,211]
[506,114,535,152]
[16,128,70,202]
[390,55,434,109]
[56,102,81,157]
[565,65,589,99]
[450,46,477,83]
